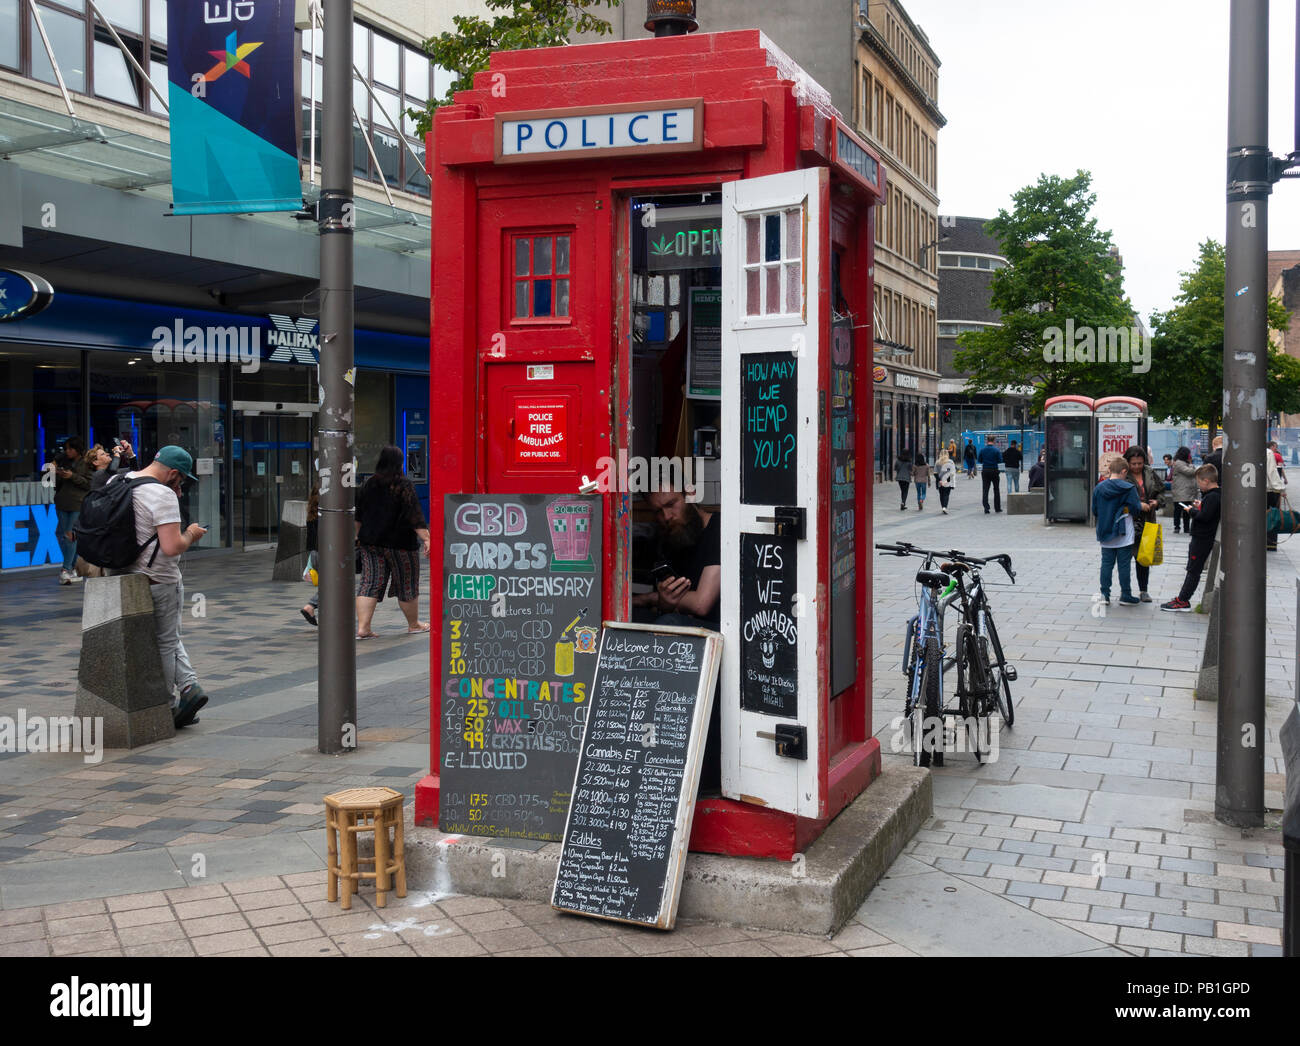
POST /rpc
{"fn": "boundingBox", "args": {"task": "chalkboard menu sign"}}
[739,533,799,716]
[829,320,857,696]
[741,352,798,506]
[552,623,722,930]
[439,494,602,841]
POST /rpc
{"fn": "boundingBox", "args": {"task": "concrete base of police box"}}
[1006,492,1044,515]
[399,765,931,936]
[73,574,176,748]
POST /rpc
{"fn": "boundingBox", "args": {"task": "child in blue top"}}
[1092,457,1142,606]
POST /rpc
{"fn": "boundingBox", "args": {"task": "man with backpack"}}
[78,445,209,728]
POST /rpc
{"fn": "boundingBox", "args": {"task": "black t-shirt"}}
[657,510,721,624]
[1003,447,1022,470]
[356,475,427,550]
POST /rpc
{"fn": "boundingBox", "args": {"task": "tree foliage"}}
[1144,239,1296,433]
[951,171,1137,412]
[412,1,621,138]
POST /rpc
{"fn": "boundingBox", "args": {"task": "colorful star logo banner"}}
[167,0,300,215]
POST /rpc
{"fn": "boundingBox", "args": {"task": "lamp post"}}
[645,1,698,37]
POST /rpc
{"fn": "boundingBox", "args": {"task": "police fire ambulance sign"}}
[514,401,569,464]
[496,100,703,163]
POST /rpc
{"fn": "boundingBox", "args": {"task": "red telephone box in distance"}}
[417,30,888,860]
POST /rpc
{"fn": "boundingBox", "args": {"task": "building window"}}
[742,208,804,317]
[512,232,572,320]
[939,252,1008,271]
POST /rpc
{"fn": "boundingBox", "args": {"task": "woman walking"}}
[300,486,320,626]
[54,436,92,585]
[963,440,977,478]
[1169,447,1197,535]
[1123,445,1165,602]
[355,446,432,638]
[936,451,956,513]
[894,449,913,510]
[1266,444,1287,552]
[911,452,931,510]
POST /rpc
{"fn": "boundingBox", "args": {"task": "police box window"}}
[512,233,572,321]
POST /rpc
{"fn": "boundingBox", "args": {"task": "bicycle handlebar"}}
[874,543,1016,583]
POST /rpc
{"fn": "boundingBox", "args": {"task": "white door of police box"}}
[720,167,825,819]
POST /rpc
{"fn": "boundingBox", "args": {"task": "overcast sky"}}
[901,0,1299,321]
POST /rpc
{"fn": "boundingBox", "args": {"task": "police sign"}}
[495,100,702,163]
[0,270,54,322]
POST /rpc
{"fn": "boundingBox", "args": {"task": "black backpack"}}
[76,474,165,569]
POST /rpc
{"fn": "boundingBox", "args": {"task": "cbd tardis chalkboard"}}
[439,494,602,840]
[552,623,722,930]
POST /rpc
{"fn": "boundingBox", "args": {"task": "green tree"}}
[412,1,621,138]
[952,171,1138,412]
[1144,239,1296,435]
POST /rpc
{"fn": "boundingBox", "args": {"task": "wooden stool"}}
[324,787,407,910]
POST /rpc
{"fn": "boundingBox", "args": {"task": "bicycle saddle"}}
[916,569,951,588]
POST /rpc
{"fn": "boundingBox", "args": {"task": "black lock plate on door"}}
[763,723,806,760]
[756,505,805,540]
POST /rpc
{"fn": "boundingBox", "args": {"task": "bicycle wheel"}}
[912,637,942,768]
[982,610,1014,727]
[962,629,992,763]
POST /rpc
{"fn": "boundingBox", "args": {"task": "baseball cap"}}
[155,445,198,482]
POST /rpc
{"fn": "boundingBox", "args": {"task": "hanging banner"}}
[167,0,300,215]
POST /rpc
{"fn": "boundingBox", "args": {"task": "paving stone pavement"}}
[0,481,1292,956]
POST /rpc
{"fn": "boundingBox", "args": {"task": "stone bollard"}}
[1201,539,1222,600]
[74,574,175,747]
[272,499,309,581]
[1193,542,1223,702]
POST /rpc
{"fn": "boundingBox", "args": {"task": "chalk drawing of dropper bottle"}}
[555,608,586,677]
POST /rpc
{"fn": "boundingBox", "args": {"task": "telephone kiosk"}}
[416,27,889,859]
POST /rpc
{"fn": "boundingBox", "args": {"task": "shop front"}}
[421,30,888,858]
[0,293,427,572]
[871,365,937,478]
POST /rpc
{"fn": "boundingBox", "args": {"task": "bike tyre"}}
[913,638,941,767]
[982,610,1014,727]
[963,629,992,763]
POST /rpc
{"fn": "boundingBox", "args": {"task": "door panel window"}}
[741,207,804,317]
[511,232,572,321]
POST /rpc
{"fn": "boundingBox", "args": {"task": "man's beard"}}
[662,505,704,554]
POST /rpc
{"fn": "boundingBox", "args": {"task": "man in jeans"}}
[1003,440,1023,493]
[978,435,1004,513]
[118,446,209,728]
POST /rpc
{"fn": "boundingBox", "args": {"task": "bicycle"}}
[875,542,1018,765]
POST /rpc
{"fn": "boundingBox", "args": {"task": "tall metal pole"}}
[1218,0,1270,826]
[318,0,357,754]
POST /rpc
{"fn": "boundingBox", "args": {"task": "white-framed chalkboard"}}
[551,622,723,930]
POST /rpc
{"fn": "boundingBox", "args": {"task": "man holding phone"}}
[633,487,721,627]
[120,445,210,728]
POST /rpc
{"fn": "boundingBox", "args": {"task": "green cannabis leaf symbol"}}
[650,235,672,255]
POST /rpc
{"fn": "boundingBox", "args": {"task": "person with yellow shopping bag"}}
[1123,446,1165,603]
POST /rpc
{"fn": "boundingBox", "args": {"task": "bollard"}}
[1194,587,1220,701]
[272,499,310,581]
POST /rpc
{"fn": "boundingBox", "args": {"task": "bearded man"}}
[633,487,720,627]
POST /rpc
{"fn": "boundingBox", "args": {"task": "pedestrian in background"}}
[935,451,956,514]
[1123,446,1164,603]
[1162,465,1221,611]
[1003,439,1023,493]
[54,436,92,585]
[1028,450,1045,489]
[1204,434,1223,474]
[978,436,1003,513]
[1093,456,1142,607]
[1266,441,1287,552]
[911,452,931,510]
[963,440,977,478]
[946,438,958,464]
[355,445,432,638]
[895,449,913,510]
[300,485,320,626]
[1169,447,1197,535]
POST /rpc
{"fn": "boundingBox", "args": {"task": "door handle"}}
[754,505,805,540]
[755,724,808,760]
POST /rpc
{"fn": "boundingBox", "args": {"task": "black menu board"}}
[439,494,602,841]
[829,320,857,696]
[739,533,799,716]
[741,351,798,506]
[551,623,722,930]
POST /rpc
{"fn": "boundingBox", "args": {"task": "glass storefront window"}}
[354,370,392,483]
[0,345,81,569]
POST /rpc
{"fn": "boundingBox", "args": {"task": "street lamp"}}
[918,233,949,269]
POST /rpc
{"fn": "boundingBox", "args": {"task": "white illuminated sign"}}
[496,101,702,163]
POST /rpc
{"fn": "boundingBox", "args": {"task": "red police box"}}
[417,29,888,859]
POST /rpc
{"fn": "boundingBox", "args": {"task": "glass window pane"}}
[978,257,991,269]
[372,30,399,87]
[147,55,166,113]
[960,255,977,268]
[149,0,164,42]
[300,102,319,161]
[433,63,455,101]
[764,213,781,263]
[98,0,140,32]
[534,236,552,276]
[403,99,421,139]
[404,160,429,195]
[745,215,759,264]
[352,118,369,179]
[515,280,528,318]
[352,76,367,121]
[515,238,530,276]
[555,236,570,274]
[555,279,569,317]
[372,86,401,136]
[533,280,552,318]
[1,0,19,69]
[301,57,315,103]
[353,24,368,77]
[304,25,321,58]
[746,269,760,316]
[373,125,399,184]
[31,7,87,93]
[765,266,781,314]
[784,263,802,314]
[784,208,801,259]
[404,46,428,99]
